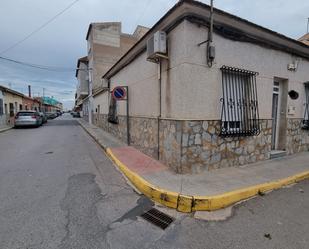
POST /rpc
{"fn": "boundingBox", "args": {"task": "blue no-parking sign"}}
[112,86,127,100]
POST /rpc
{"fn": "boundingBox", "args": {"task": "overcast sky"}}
[0,0,308,109]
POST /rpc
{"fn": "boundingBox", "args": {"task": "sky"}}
[0,0,308,109]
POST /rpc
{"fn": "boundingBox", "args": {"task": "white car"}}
[14,111,43,128]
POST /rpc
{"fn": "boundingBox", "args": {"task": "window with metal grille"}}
[220,66,260,137]
[303,82,309,130]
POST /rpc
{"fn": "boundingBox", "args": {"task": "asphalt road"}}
[0,114,308,249]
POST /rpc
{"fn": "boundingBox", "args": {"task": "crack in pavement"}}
[59,173,155,249]
[59,173,108,249]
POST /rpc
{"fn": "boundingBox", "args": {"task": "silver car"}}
[14,111,42,128]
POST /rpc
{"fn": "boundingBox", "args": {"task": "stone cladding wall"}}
[286,118,309,154]
[91,115,308,173]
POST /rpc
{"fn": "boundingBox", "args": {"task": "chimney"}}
[28,85,31,98]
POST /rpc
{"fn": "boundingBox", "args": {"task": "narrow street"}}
[0,115,308,249]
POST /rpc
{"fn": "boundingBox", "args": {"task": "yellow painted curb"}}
[106,148,180,209]
[106,148,309,213]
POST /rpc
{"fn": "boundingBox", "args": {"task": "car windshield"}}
[17,112,36,116]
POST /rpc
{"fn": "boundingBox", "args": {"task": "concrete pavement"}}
[78,118,309,212]
[1,114,308,249]
[0,115,162,249]
[0,125,12,133]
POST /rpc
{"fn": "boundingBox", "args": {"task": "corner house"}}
[94,0,309,173]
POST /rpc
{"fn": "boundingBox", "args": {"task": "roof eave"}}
[102,0,309,80]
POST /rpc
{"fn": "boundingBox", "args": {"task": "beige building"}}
[75,22,149,123]
[75,56,89,116]
[86,23,148,92]
[0,87,5,126]
[89,0,309,173]
[0,85,23,126]
[298,33,309,46]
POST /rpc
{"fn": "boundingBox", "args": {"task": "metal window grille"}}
[303,83,309,129]
[220,66,260,137]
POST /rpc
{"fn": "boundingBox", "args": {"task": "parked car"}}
[46,112,58,119]
[14,111,42,128]
[39,112,48,124]
[72,112,81,118]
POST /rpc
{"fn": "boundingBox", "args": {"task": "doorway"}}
[271,82,279,150]
[271,79,288,151]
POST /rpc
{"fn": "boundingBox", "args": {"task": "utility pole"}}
[307,17,309,33]
[43,88,45,98]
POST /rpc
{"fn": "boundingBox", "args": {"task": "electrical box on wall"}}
[288,105,296,115]
[208,45,215,60]
[147,31,167,61]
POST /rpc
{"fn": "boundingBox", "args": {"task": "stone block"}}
[201,151,210,160]
[194,134,202,145]
[202,121,209,131]
[210,153,221,164]
[202,131,212,142]
[182,133,189,147]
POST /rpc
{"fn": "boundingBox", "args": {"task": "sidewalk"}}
[78,119,309,212]
[0,125,12,133]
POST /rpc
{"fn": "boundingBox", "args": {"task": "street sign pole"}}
[125,86,130,146]
[111,86,130,146]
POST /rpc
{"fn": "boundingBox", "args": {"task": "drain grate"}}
[140,208,174,230]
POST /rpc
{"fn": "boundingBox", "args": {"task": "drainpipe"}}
[157,58,162,160]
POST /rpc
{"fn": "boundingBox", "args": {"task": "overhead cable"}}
[0,55,77,72]
[0,0,81,55]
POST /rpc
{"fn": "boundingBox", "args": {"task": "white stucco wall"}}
[173,20,309,120]
[93,91,109,114]
[109,21,187,117]
[109,52,158,116]
[107,19,309,120]
[0,90,5,126]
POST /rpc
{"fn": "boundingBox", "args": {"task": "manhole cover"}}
[140,208,174,230]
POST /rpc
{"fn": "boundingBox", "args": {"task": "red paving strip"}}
[110,146,168,175]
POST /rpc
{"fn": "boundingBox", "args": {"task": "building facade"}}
[88,0,309,174]
[75,22,149,124]
[22,95,39,111]
[298,33,309,46]
[75,56,89,119]
[39,97,63,112]
[0,86,24,126]
[0,88,5,126]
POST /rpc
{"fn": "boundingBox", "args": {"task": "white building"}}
[89,0,309,173]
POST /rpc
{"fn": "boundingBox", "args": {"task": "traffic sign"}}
[112,86,126,100]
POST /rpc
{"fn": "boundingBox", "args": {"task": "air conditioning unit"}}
[147,31,167,61]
